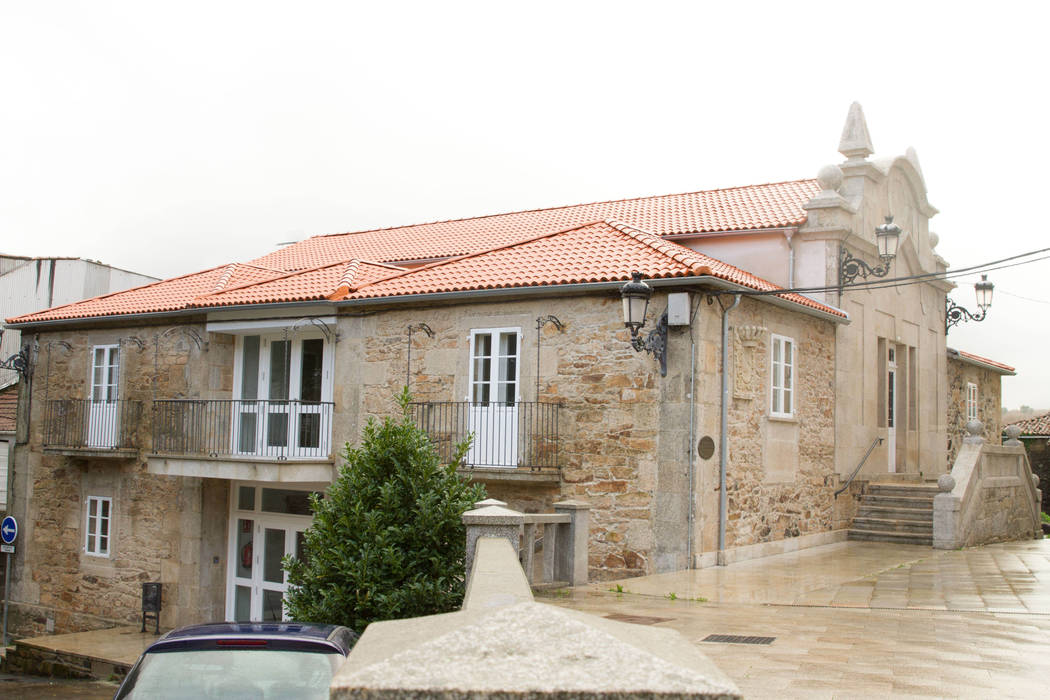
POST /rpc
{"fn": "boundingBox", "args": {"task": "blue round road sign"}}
[1,516,16,545]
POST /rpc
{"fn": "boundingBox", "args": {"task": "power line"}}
[705,247,1050,300]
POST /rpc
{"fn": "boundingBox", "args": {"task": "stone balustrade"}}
[934,420,1043,549]
[462,498,590,588]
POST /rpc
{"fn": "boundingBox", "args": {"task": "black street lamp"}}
[839,215,902,287]
[946,275,994,333]
[620,271,668,376]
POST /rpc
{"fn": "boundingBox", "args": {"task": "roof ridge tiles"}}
[604,220,713,276]
[304,178,818,242]
[345,220,624,296]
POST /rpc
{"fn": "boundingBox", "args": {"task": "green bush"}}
[1041,511,1049,524]
[283,388,485,632]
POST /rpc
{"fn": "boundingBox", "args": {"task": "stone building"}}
[1,104,1014,634]
[946,347,1015,465]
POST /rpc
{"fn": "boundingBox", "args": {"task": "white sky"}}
[1,1,1048,409]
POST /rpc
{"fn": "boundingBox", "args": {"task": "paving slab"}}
[546,538,1050,699]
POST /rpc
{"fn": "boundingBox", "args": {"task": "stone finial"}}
[1004,424,1023,446]
[963,419,985,445]
[937,473,956,492]
[839,102,874,162]
[929,232,939,250]
[817,164,843,192]
[474,498,508,508]
[1032,473,1040,489]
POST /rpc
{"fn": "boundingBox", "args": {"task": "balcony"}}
[43,399,142,458]
[409,401,561,483]
[149,399,336,483]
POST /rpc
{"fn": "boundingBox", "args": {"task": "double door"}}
[233,334,331,459]
[88,345,120,448]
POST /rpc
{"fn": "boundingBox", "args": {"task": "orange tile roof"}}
[193,260,404,308]
[1005,412,1050,436]
[251,179,820,271]
[6,179,836,324]
[343,220,846,318]
[8,266,232,323]
[948,348,1016,375]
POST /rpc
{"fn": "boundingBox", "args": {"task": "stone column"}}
[553,499,590,586]
[461,499,522,586]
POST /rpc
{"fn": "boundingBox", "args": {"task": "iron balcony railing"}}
[409,401,560,472]
[44,399,142,451]
[152,399,335,460]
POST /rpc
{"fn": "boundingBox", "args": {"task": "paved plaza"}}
[546,539,1050,699]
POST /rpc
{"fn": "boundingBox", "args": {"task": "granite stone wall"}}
[947,359,1004,467]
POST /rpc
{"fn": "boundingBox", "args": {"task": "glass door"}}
[233,334,331,459]
[227,484,316,622]
[88,345,120,447]
[467,329,520,467]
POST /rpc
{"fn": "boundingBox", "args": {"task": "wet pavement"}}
[0,672,117,699]
[544,539,1050,699]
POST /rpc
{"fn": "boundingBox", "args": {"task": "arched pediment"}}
[875,156,938,219]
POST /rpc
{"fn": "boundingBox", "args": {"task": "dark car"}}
[113,622,358,700]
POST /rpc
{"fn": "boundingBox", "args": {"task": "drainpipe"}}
[785,229,796,289]
[717,294,741,566]
[687,319,697,568]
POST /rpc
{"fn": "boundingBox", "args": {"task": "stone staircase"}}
[848,482,938,546]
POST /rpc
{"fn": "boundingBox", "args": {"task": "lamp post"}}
[839,215,902,287]
[946,275,994,333]
[620,272,668,376]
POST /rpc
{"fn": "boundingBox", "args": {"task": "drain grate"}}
[702,634,775,645]
[603,613,672,626]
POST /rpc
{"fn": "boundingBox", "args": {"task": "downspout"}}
[717,294,741,566]
[686,314,697,568]
[785,229,796,289]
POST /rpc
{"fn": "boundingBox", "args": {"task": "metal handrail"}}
[834,436,884,498]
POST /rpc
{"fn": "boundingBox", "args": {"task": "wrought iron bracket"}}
[630,310,668,376]
[945,298,987,334]
[839,246,891,288]
[0,347,32,379]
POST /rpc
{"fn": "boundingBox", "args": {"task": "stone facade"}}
[7,321,231,636]
[947,357,1004,467]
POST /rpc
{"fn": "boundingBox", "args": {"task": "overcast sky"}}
[2,2,1048,409]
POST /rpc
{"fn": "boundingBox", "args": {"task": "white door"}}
[887,348,897,473]
[227,484,315,622]
[233,335,331,459]
[88,345,120,448]
[467,329,520,467]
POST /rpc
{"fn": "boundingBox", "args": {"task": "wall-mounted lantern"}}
[839,215,902,287]
[620,272,668,376]
[945,275,994,334]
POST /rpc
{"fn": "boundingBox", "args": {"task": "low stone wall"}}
[934,422,1042,549]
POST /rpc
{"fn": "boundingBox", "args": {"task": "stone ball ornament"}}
[937,473,956,492]
[817,164,843,192]
[1004,425,1022,445]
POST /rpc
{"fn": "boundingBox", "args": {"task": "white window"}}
[469,328,520,405]
[966,382,978,422]
[770,335,795,418]
[85,496,112,557]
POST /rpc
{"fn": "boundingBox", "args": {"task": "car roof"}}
[149,622,357,655]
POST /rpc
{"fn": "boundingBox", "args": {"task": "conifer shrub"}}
[284,389,485,632]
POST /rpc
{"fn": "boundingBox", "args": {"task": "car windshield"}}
[116,648,344,700]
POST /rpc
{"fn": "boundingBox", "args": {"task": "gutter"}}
[6,275,850,332]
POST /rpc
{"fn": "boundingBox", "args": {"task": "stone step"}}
[859,495,935,510]
[852,517,933,534]
[847,528,933,546]
[867,484,940,498]
[855,505,933,522]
